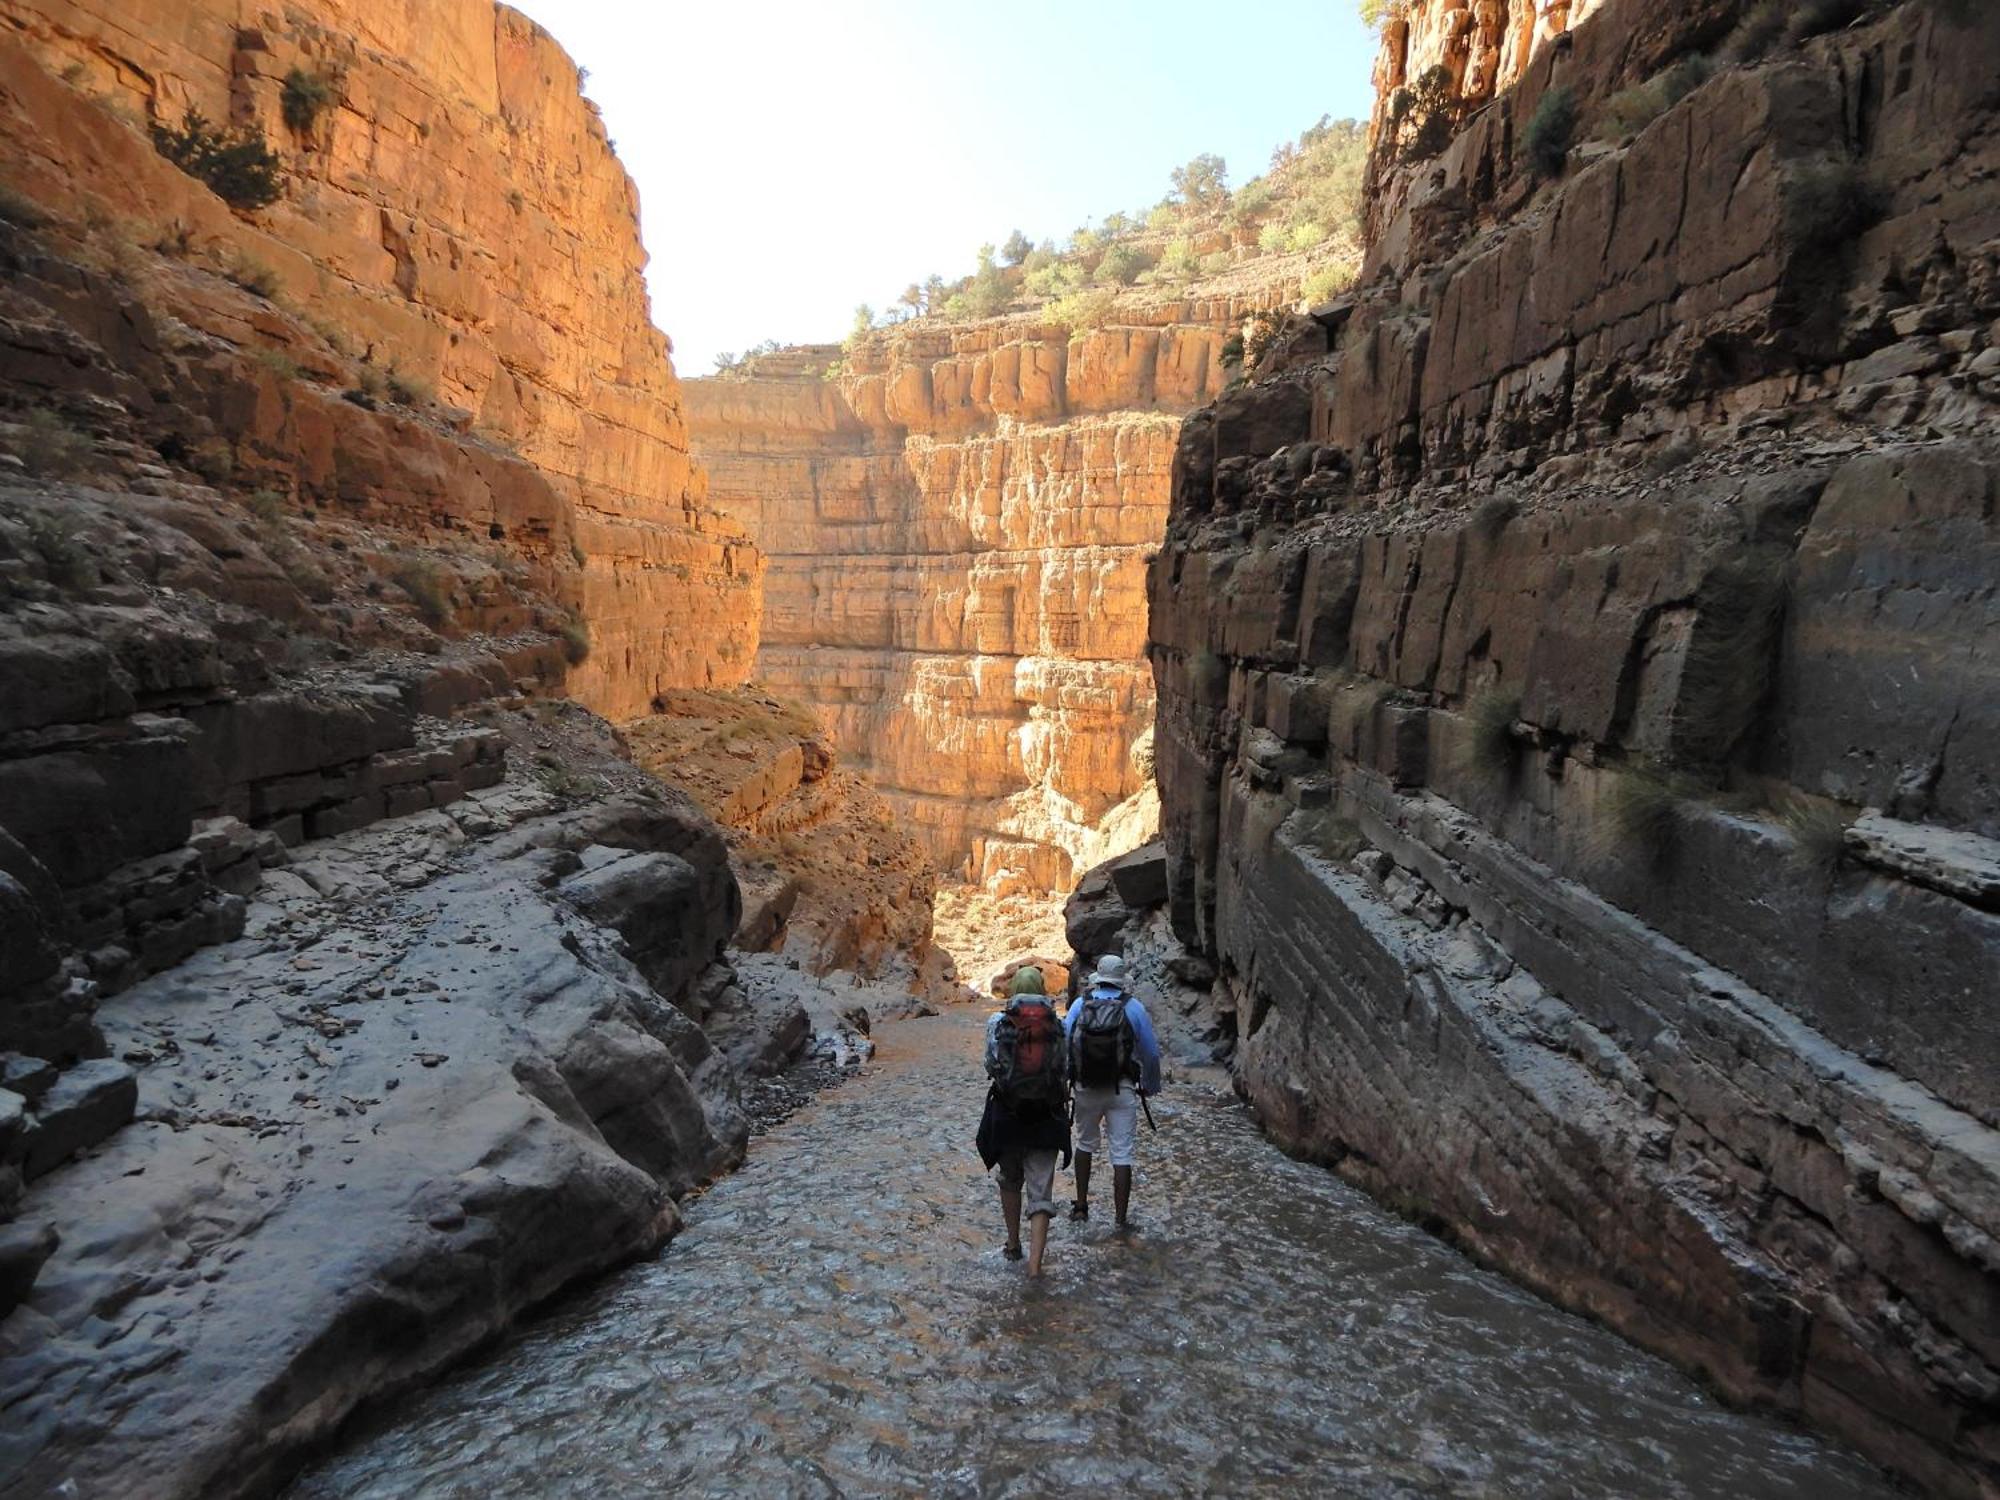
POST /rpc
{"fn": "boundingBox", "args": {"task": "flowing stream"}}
[292,1004,1897,1499]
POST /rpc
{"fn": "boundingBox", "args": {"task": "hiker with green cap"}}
[975,964,1071,1276]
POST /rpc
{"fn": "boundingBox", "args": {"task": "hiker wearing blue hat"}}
[1064,954,1161,1232]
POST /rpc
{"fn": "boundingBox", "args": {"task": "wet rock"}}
[1846,813,2000,908]
[0,1220,58,1317]
[0,1054,57,1107]
[21,1059,135,1179]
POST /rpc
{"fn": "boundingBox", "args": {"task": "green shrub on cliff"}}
[1521,86,1577,178]
[1788,0,1867,40]
[390,556,453,629]
[1777,794,1850,875]
[151,110,282,210]
[1301,261,1355,305]
[25,511,92,588]
[0,184,48,229]
[1597,762,1691,867]
[1784,159,1887,247]
[281,68,337,132]
[1042,288,1116,335]
[559,613,591,666]
[1093,242,1147,287]
[7,408,93,478]
[1724,2,1787,61]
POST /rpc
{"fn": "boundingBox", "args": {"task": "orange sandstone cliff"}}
[686,279,1318,897]
[0,0,761,715]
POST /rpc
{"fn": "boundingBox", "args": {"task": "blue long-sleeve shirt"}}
[1065,985,1163,1095]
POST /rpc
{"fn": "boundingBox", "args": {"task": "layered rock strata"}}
[1148,1,2000,1492]
[0,0,760,715]
[0,749,769,1499]
[686,289,1306,896]
[624,689,957,1005]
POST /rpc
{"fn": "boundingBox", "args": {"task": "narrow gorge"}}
[0,0,1993,1496]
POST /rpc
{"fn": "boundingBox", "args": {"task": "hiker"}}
[1065,954,1161,1232]
[976,964,1071,1276]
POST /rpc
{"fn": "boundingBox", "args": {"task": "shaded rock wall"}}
[0,0,761,714]
[687,294,1297,895]
[1149,1,2000,1493]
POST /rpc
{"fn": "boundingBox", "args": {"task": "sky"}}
[513,1,1379,376]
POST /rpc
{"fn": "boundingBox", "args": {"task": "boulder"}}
[1107,842,1170,909]
[21,1059,136,1180]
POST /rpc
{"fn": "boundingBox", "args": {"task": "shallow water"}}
[293,1007,1897,1499]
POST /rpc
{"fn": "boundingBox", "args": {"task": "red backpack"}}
[992,995,1066,1105]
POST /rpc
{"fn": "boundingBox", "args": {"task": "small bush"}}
[1093,242,1146,287]
[252,348,303,381]
[1300,261,1355,305]
[187,437,235,484]
[1043,288,1117,334]
[1198,249,1234,275]
[1643,434,1703,476]
[1284,221,1327,254]
[1470,494,1518,543]
[1220,333,1245,369]
[1789,0,1866,40]
[1777,794,1850,875]
[1299,808,1364,863]
[390,556,453,628]
[1659,53,1713,105]
[559,615,591,666]
[1001,229,1033,265]
[151,110,282,210]
[1462,690,1521,777]
[247,487,286,525]
[224,251,280,299]
[1395,65,1459,163]
[1725,2,1788,62]
[25,512,92,588]
[1522,86,1577,178]
[281,68,337,132]
[386,366,433,406]
[151,221,196,257]
[1598,763,1689,867]
[1257,222,1289,254]
[1784,159,1887,247]
[1598,82,1668,141]
[0,184,49,229]
[1190,646,1229,706]
[8,408,93,477]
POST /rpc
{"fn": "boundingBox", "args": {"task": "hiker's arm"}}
[1128,999,1163,1095]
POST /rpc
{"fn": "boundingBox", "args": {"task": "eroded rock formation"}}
[687,290,1304,896]
[0,0,761,716]
[1149,0,2000,1492]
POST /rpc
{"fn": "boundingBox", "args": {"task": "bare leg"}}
[1000,1187,1022,1257]
[1114,1165,1132,1229]
[1027,1212,1051,1277]
[1071,1150,1093,1217]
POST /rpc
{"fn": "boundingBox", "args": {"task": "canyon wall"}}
[0,0,761,715]
[686,286,1299,895]
[1149,0,1999,1492]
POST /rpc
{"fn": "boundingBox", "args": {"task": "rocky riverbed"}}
[291,996,1898,1499]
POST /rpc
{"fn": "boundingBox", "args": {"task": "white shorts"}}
[1073,1085,1139,1167]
